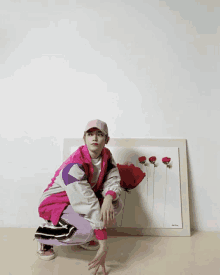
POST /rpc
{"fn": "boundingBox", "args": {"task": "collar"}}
[80,144,109,164]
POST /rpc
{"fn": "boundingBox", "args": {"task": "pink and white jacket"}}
[38,144,122,240]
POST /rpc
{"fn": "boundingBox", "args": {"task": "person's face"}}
[84,128,108,158]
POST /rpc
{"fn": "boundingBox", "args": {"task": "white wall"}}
[0,0,220,231]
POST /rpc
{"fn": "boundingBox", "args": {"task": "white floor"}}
[1,228,220,275]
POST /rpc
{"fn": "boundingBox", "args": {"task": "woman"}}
[35,119,124,275]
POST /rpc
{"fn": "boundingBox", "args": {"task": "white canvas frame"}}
[63,138,190,237]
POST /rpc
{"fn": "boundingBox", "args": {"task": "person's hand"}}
[100,195,114,228]
[88,244,108,275]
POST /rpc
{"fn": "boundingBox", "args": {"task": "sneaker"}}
[79,240,100,251]
[37,242,56,260]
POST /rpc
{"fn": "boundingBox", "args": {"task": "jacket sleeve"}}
[58,163,105,230]
[101,153,123,201]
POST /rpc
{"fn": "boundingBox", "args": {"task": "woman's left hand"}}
[88,244,108,275]
[100,196,114,228]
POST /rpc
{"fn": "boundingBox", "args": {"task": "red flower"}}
[149,156,156,163]
[162,157,171,164]
[117,164,146,191]
[138,156,146,163]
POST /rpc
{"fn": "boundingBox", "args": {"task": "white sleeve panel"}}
[101,155,123,201]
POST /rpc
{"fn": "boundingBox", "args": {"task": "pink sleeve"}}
[105,190,116,200]
[94,228,107,240]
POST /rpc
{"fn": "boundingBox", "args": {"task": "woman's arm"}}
[101,153,122,201]
[98,239,108,249]
[100,194,115,227]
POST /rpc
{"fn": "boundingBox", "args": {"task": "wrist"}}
[104,194,113,202]
[98,239,108,248]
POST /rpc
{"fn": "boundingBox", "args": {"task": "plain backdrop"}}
[0,0,220,231]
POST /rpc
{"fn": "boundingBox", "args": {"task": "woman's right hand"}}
[88,240,108,275]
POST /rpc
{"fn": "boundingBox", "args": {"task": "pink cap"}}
[84,119,108,136]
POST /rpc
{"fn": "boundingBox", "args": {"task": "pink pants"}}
[37,197,124,246]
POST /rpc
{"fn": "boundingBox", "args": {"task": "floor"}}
[1,228,220,275]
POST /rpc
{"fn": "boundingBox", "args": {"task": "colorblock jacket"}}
[38,144,122,238]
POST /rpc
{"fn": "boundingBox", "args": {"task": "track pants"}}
[37,197,124,246]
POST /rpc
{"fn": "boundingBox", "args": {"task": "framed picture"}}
[63,138,190,237]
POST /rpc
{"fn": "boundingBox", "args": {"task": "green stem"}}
[152,164,155,218]
[163,166,167,227]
